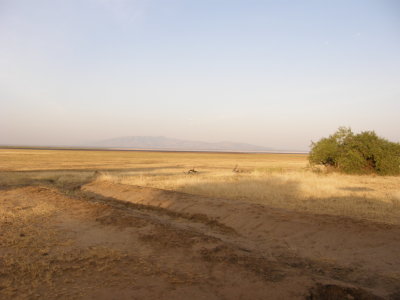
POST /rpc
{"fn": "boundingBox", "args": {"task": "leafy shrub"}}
[309,127,400,175]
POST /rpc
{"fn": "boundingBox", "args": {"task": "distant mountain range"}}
[89,136,276,152]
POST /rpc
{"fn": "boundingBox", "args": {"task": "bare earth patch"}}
[1,184,399,299]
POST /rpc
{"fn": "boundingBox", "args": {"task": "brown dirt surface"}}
[1,183,399,299]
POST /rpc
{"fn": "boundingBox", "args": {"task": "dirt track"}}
[1,183,400,299]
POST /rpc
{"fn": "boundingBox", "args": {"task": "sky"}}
[1,0,399,151]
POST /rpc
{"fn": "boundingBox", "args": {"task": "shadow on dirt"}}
[307,283,384,300]
[339,187,375,192]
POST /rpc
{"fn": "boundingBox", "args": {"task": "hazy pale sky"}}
[1,0,399,150]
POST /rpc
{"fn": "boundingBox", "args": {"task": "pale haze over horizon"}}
[1,0,399,151]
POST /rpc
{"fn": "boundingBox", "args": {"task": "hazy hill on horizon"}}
[89,136,277,152]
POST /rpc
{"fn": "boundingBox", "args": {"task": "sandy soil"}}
[1,183,399,299]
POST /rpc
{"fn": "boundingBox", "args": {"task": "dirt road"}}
[1,183,399,299]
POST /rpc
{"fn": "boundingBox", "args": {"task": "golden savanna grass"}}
[1,149,400,225]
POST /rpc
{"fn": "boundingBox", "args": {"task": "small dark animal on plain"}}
[187,169,198,175]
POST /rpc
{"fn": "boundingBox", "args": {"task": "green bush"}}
[309,127,400,175]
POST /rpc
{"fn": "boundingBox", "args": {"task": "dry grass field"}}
[2,149,399,225]
[1,148,400,299]
[98,168,400,225]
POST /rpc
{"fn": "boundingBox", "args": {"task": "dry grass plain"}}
[1,148,400,299]
[1,149,399,225]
